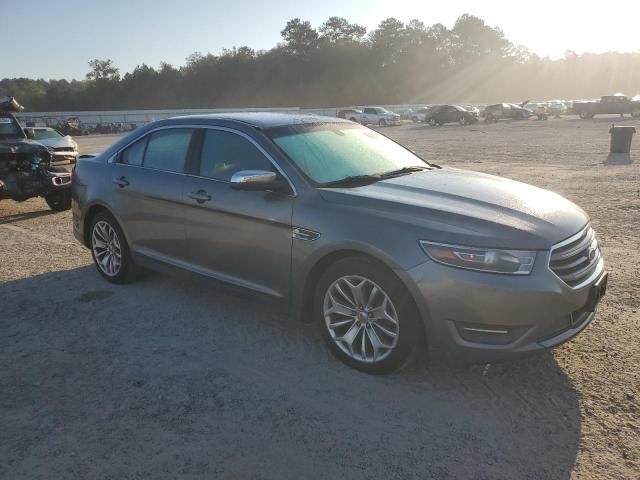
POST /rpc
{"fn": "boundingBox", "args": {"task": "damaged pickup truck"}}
[0,96,72,210]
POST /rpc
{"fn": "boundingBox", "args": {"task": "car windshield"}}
[267,123,429,185]
[33,129,62,140]
[0,114,24,139]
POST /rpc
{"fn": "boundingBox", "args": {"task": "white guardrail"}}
[15,104,432,128]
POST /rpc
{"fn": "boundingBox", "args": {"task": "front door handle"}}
[187,190,212,203]
[112,176,129,188]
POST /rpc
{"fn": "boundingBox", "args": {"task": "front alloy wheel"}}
[324,276,399,363]
[316,256,421,373]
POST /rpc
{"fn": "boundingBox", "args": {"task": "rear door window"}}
[120,137,148,166]
[143,128,194,173]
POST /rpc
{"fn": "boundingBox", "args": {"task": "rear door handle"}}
[187,190,212,203]
[112,176,129,188]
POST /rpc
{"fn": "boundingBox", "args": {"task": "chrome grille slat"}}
[550,229,595,261]
[549,225,602,288]
[557,251,600,282]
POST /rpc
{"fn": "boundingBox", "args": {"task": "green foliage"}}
[2,14,639,111]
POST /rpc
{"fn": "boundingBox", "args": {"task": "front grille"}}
[549,225,602,288]
[54,147,74,152]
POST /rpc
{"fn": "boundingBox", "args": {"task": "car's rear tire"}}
[315,255,422,374]
[89,211,136,284]
[44,190,71,211]
[428,118,437,126]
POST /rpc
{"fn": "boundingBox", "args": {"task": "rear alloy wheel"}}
[316,256,421,373]
[90,212,136,283]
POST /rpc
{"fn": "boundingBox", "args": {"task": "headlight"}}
[419,241,536,275]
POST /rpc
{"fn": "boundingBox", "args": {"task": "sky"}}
[2,0,640,80]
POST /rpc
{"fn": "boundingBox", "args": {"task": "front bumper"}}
[400,250,606,363]
[51,151,79,165]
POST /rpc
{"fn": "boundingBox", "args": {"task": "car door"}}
[182,127,294,298]
[109,127,196,262]
[363,108,375,123]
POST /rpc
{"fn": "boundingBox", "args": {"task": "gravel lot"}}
[1,117,638,479]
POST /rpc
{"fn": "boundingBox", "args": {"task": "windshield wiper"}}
[319,166,431,188]
[377,166,430,178]
[319,174,383,188]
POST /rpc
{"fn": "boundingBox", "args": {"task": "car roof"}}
[170,112,351,129]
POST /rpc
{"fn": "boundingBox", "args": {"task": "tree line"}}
[2,14,640,112]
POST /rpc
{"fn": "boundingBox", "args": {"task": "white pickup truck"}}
[349,107,402,127]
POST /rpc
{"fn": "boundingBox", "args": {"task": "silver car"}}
[72,114,607,373]
[25,127,79,163]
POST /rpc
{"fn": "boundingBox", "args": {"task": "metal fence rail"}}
[15,104,434,128]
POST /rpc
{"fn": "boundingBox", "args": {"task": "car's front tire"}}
[89,212,136,283]
[44,190,71,211]
[315,256,422,374]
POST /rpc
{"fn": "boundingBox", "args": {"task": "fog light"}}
[455,322,529,345]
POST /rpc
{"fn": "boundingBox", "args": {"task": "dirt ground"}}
[1,117,638,479]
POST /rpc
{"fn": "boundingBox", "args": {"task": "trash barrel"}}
[609,125,635,154]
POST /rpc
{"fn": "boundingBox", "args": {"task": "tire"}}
[44,190,71,211]
[428,118,437,126]
[379,119,387,127]
[631,109,640,118]
[349,117,358,123]
[315,255,422,374]
[89,211,136,284]
[579,111,592,119]
[411,116,419,123]
[459,116,466,125]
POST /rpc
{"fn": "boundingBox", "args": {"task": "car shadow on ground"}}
[1,266,581,479]
[0,208,58,225]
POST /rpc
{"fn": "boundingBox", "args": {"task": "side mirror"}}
[24,128,35,139]
[230,170,282,191]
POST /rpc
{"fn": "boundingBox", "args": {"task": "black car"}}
[424,105,478,125]
[0,96,72,210]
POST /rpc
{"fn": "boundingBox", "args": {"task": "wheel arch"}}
[82,202,127,247]
[295,246,421,323]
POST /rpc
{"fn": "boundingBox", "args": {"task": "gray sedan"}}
[71,113,607,373]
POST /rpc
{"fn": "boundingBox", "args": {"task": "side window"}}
[364,108,374,114]
[120,136,147,166]
[199,130,273,181]
[143,129,194,173]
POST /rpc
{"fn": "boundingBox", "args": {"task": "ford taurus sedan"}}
[72,113,607,373]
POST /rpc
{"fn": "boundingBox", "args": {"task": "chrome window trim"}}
[108,124,297,196]
[547,224,604,290]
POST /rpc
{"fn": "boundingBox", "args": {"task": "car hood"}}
[0,138,51,156]
[318,167,588,249]
[36,136,74,149]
